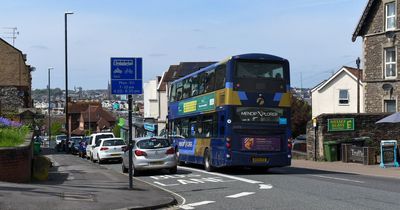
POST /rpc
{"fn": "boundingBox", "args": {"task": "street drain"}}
[62,193,95,202]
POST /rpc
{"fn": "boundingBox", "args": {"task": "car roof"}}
[91,132,114,136]
[100,137,124,142]
[134,136,169,141]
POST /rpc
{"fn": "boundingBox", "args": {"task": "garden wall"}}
[0,133,33,183]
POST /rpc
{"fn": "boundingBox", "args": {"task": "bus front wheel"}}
[204,149,215,172]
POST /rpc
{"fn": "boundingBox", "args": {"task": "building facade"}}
[311,66,364,118]
[0,38,33,114]
[353,0,400,113]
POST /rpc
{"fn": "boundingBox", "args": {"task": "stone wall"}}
[306,113,400,160]
[0,86,26,113]
[0,133,33,183]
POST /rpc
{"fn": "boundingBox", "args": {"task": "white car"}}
[86,132,115,161]
[92,138,126,164]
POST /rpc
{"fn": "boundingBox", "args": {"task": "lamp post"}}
[356,57,361,113]
[65,11,73,152]
[48,67,54,145]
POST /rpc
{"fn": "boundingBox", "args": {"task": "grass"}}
[0,126,30,147]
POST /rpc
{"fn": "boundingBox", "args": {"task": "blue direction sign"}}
[111,57,142,94]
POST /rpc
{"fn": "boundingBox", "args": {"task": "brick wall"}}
[0,86,26,113]
[0,134,33,183]
[306,113,399,160]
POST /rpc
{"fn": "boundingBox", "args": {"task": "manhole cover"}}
[62,193,95,202]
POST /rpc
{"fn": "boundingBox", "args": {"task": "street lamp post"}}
[356,57,361,113]
[48,67,54,145]
[65,11,73,152]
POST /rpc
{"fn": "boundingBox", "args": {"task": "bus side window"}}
[182,78,191,99]
[205,69,215,93]
[198,72,206,95]
[212,114,218,138]
[191,75,199,97]
[203,116,213,138]
[215,64,226,90]
[170,84,176,102]
[181,119,189,138]
[189,118,197,138]
[176,81,183,101]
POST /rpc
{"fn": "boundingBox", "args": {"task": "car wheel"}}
[169,166,178,174]
[98,155,103,164]
[132,165,140,177]
[204,149,215,172]
[122,162,128,173]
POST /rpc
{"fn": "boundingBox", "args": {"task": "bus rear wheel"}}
[204,149,215,172]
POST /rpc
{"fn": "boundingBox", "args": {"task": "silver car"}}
[121,137,177,176]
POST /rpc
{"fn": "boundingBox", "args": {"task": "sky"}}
[0,0,366,90]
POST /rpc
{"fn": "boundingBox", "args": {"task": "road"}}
[81,156,400,210]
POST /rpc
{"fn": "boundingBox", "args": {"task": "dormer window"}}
[386,2,396,31]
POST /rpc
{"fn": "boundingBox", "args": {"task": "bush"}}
[0,117,29,147]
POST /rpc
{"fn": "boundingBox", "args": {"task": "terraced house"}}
[353,0,400,113]
[0,38,34,114]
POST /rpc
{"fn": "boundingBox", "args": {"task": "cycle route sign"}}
[110,57,142,95]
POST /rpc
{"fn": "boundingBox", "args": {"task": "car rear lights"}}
[135,150,147,156]
[166,148,175,154]
[100,147,109,151]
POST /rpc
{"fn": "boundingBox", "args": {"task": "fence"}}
[341,144,375,165]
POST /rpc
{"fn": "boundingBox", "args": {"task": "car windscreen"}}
[95,134,114,144]
[103,140,125,146]
[137,139,170,149]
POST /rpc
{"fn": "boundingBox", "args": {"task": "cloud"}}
[148,53,167,57]
[30,45,49,50]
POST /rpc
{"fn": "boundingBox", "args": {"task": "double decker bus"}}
[167,53,291,171]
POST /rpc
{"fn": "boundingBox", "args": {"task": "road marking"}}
[179,166,263,184]
[180,201,215,209]
[311,175,365,184]
[154,181,180,187]
[226,192,255,198]
[259,184,273,189]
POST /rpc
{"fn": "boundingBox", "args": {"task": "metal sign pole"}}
[128,94,133,189]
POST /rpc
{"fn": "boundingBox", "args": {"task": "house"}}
[0,38,34,114]
[311,66,364,118]
[352,0,400,113]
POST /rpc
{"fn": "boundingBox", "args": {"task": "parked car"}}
[121,136,177,176]
[86,132,115,161]
[292,134,307,152]
[70,136,83,155]
[78,136,90,158]
[92,138,126,164]
[55,135,67,152]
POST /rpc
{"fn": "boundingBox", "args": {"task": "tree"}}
[50,122,63,137]
[113,126,121,138]
[291,96,311,138]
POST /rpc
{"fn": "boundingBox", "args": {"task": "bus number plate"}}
[252,157,268,163]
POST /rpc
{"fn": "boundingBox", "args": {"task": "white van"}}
[86,132,115,161]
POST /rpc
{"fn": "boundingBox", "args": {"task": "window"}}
[236,61,284,79]
[176,81,183,101]
[339,89,349,105]
[181,119,189,138]
[386,2,396,31]
[198,72,206,95]
[384,100,396,112]
[215,65,226,90]
[170,84,176,102]
[191,75,199,97]
[385,48,396,78]
[205,69,215,93]
[182,79,191,99]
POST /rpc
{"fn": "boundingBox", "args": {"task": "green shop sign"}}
[327,118,355,132]
[178,93,215,115]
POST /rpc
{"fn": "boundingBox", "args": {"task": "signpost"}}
[111,57,142,189]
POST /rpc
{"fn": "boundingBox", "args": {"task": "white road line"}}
[311,175,365,184]
[180,201,215,210]
[119,172,186,207]
[179,166,263,184]
[226,192,255,198]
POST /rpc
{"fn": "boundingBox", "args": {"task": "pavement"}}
[292,159,399,179]
[0,148,177,210]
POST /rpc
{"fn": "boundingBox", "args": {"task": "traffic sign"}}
[110,57,142,94]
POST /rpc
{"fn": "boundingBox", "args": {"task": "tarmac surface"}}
[0,148,177,210]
